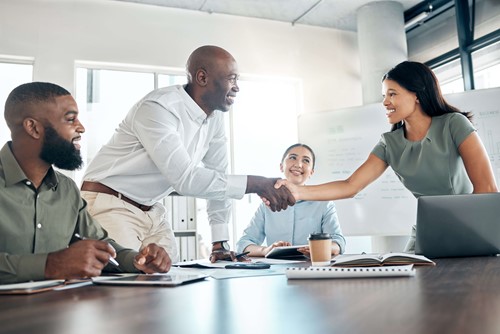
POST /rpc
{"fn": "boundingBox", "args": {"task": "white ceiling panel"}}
[112,0,424,31]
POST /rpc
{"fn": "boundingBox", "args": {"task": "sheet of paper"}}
[253,257,306,265]
[0,279,64,291]
[172,259,288,279]
[173,259,230,269]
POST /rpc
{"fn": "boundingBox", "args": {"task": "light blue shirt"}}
[236,200,345,254]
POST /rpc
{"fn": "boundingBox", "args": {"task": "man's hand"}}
[209,244,251,263]
[209,249,236,263]
[247,176,295,212]
[134,243,171,274]
[274,179,299,201]
[45,239,115,280]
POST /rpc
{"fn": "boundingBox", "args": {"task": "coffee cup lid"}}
[308,233,332,240]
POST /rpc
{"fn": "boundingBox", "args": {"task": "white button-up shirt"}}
[83,85,247,241]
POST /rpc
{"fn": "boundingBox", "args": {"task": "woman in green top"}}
[275,61,498,251]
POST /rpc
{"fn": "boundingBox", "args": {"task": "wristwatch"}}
[213,241,230,251]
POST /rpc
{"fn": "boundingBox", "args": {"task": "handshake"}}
[247,176,297,212]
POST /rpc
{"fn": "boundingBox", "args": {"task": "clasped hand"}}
[261,178,299,208]
[257,177,296,212]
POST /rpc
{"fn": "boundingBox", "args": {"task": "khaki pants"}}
[81,191,179,263]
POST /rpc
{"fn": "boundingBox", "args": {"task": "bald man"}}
[81,45,295,263]
[0,82,170,284]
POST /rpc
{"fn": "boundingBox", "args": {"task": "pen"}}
[221,251,250,261]
[235,251,250,259]
[73,233,120,267]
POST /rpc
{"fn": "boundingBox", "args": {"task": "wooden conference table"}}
[1,256,500,334]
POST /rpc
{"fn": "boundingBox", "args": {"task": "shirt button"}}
[26,181,32,186]
[37,223,42,229]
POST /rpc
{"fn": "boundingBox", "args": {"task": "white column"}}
[357,2,409,253]
[357,1,408,104]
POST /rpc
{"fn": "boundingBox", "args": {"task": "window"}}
[0,60,33,145]
[432,58,464,94]
[473,41,500,90]
[75,65,185,183]
[195,76,302,251]
[408,0,500,93]
[158,74,187,87]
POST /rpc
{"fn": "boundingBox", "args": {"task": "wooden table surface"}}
[1,256,500,334]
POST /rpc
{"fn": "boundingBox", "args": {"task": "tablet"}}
[92,274,208,287]
[265,245,308,259]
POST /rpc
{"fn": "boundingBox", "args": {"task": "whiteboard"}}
[298,87,500,236]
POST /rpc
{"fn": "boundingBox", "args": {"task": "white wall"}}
[0,0,362,114]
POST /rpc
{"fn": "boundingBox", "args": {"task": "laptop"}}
[415,193,500,258]
[92,273,208,287]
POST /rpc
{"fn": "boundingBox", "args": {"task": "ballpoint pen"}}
[235,251,250,259]
[73,233,120,266]
[221,251,250,261]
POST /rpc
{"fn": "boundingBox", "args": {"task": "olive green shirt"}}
[371,113,475,198]
[0,142,138,284]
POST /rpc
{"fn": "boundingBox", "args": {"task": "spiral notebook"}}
[285,265,416,279]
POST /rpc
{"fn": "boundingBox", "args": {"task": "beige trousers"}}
[81,191,179,263]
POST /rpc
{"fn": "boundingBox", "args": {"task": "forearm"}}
[113,249,141,273]
[208,198,232,243]
[244,244,267,257]
[297,180,359,201]
[246,175,267,194]
[297,155,387,201]
[460,132,498,193]
[0,253,47,284]
[470,162,498,193]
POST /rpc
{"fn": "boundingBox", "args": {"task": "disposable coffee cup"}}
[308,233,332,266]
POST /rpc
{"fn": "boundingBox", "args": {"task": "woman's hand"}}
[274,179,300,201]
[261,241,291,256]
[261,179,300,207]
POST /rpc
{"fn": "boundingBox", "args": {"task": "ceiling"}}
[113,0,425,32]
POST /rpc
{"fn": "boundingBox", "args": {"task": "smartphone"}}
[225,263,271,270]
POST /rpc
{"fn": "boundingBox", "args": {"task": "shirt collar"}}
[0,142,59,189]
[180,84,217,123]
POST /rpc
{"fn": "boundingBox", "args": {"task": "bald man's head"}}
[186,45,236,83]
[183,45,240,115]
[4,82,71,132]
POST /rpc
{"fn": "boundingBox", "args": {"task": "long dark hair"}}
[281,143,316,169]
[382,61,472,131]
